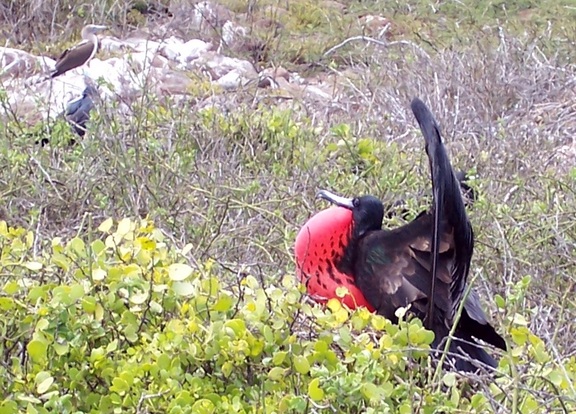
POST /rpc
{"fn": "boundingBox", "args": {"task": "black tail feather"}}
[430,314,501,372]
[410,98,474,322]
[410,98,504,373]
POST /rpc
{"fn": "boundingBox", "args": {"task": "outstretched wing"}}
[411,98,473,322]
[353,98,473,326]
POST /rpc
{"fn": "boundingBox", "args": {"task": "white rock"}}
[99,36,133,53]
[192,1,216,30]
[178,39,212,65]
[0,47,53,78]
[192,52,257,79]
[215,69,244,90]
[160,37,184,61]
[221,20,247,46]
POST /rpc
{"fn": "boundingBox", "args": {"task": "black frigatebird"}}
[295,98,505,372]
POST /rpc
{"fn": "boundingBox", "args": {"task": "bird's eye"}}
[353,198,360,208]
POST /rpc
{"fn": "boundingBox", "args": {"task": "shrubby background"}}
[0,0,575,412]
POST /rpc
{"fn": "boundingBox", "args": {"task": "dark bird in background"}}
[295,98,505,372]
[49,24,107,79]
[65,84,98,137]
[35,85,99,147]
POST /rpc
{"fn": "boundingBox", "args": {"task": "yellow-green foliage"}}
[0,219,574,413]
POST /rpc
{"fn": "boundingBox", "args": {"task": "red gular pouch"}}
[295,206,375,312]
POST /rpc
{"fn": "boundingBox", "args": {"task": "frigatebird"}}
[295,98,505,372]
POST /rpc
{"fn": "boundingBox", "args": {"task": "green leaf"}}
[547,369,565,387]
[0,400,18,413]
[69,237,86,256]
[212,295,234,312]
[24,261,43,271]
[470,394,488,410]
[511,327,529,346]
[0,297,14,311]
[27,340,48,363]
[443,372,457,387]
[124,324,138,342]
[36,318,49,331]
[53,341,69,356]
[494,294,506,309]
[36,375,54,394]
[110,377,129,393]
[293,355,310,375]
[3,281,19,294]
[221,361,233,378]
[273,352,287,366]
[116,218,132,236]
[172,282,195,296]
[82,296,97,313]
[191,399,215,414]
[168,263,193,281]
[69,283,85,301]
[520,395,538,412]
[308,378,324,401]
[107,340,118,353]
[98,217,114,233]
[91,239,107,256]
[224,319,246,337]
[268,367,286,381]
[360,382,380,401]
[371,315,387,331]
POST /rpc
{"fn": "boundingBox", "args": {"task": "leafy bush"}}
[1,218,575,413]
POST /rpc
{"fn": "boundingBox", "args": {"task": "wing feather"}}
[354,212,458,321]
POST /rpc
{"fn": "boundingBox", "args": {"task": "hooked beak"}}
[316,189,355,209]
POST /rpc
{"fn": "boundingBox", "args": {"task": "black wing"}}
[353,212,460,323]
[352,99,472,324]
[411,97,473,323]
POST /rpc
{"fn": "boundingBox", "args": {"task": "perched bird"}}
[49,24,107,79]
[64,85,98,137]
[295,98,505,372]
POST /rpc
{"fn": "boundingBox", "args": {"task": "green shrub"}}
[1,218,575,413]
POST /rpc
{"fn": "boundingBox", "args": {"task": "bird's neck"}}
[334,225,359,276]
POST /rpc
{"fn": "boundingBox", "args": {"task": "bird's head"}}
[316,190,384,239]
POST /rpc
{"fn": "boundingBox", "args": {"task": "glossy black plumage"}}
[318,98,505,372]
